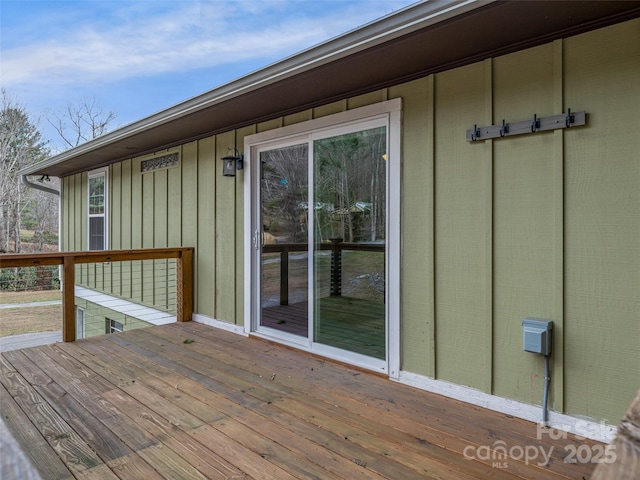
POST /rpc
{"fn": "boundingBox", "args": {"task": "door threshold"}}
[249,330,387,377]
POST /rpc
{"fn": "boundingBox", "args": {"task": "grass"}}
[19,228,59,244]
[0,305,62,336]
[0,290,62,304]
[261,249,384,306]
[0,290,62,336]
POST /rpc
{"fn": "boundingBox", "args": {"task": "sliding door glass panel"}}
[259,143,309,338]
[313,126,386,359]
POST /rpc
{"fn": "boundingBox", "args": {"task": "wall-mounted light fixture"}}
[221,152,244,177]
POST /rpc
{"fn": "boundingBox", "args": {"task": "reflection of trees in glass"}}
[260,144,308,243]
[89,176,105,214]
[314,127,386,243]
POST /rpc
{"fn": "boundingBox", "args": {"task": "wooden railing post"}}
[62,255,76,342]
[177,249,193,322]
[330,238,343,297]
[280,247,289,305]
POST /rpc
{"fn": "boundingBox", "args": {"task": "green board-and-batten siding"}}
[563,20,640,421]
[75,297,154,337]
[60,18,640,424]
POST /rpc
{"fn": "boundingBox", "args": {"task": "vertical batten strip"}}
[81,172,89,285]
[61,177,68,252]
[235,127,253,326]
[215,131,237,323]
[122,159,133,300]
[109,164,119,296]
[426,74,436,377]
[552,38,565,413]
[197,137,216,319]
[391,78,432,376]
[485,58,494,395]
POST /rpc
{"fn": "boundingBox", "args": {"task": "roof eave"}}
[21,0,640,178]
[19,0,490,177]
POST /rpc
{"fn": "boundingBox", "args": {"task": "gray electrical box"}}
[522,318,553,355]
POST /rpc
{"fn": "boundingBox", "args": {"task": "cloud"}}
[2,1,396,89]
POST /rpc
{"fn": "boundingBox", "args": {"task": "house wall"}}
[75,297,153,337]
[60,18,640,424]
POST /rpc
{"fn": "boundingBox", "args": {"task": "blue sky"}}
[2,0,417,152]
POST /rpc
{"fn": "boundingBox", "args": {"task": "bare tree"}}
[47,97,117,150]
[24,186,59,250]
[261,144,309,243]
[259,127,386,246]
[314,128,386,243]
[0,93,117,254]
[0,90,49,252]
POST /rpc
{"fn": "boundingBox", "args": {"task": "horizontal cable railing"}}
[0,248,194,342]
[0,264,60,292]
[75,257,179,338]
[262,238,384,305]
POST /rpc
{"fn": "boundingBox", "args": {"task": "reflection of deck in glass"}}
[261,296,385,359]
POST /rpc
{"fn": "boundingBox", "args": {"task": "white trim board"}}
[74,286,175,325]
[190,317,617,443]
[192,314,247,336]
[396,371,617,443]
[243,99,402,376]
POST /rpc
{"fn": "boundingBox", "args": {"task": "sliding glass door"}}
[312,126,386,359]
[259,142,310,340]
[247,102,400,373]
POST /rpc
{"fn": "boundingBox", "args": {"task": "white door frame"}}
[243,99,402,378]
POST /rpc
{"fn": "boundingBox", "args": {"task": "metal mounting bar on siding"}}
[466,110,586,142]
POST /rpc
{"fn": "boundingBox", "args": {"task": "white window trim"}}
[108,318,124,334]
[87,166,108,250]
[243,98,402,378]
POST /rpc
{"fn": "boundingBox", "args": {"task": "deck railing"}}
[262,238,384,305]
[0,248,194,342]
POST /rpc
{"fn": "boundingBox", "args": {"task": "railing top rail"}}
[262,243,384,253]
[262,244,308,253]
[0,246,195,339]
[0,247,195,268]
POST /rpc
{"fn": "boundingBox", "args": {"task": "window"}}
[88,168,108,250]
[107,318,124,333]
[76,307,85,339]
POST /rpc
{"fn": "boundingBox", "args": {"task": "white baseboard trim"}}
[396,371,617,443]
[186,317,617,443]
[192,314,247,336]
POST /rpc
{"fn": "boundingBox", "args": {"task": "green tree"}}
[314,127,386,242]
[0,89,50,252]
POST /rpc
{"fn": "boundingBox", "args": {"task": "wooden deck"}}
[1,322,600,479]
[262,296,385,359]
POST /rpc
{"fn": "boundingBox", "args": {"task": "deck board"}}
[0,382,73,480]
[261,297,386,358]
[1,322,600,479]
[0,352,117,478]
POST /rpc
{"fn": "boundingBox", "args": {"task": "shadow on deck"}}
[1,322,600,479]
